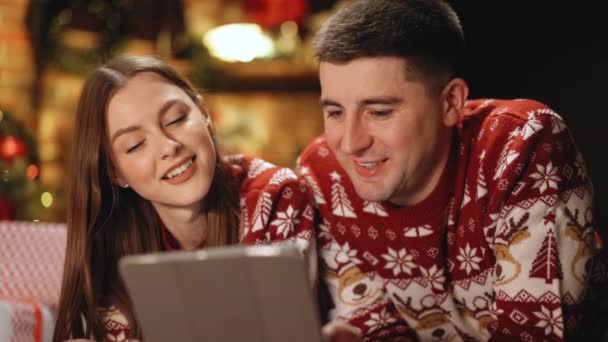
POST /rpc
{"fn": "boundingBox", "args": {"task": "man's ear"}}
[441,78,469,127]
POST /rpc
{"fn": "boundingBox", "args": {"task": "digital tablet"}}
[119,244,323,342]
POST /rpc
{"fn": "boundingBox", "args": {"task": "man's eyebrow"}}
[319,97,403,108]
[360,97,402,106]
[320,99,342,107]
[110,99,181,143]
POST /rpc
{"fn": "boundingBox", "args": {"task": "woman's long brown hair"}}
[52,56,240,341]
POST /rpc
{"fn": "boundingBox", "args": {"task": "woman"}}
[52,55,317,341]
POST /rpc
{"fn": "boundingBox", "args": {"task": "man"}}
[298,0,600,340]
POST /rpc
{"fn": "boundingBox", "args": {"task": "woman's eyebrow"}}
[111,99,182,143]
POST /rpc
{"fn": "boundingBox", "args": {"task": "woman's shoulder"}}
[226,154,302,194]
[233,155,314,246]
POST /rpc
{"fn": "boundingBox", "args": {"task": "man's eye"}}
[370,110,392,117]
[326,110,343,118]
[126,140,144,153]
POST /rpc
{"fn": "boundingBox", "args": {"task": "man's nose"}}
[340,115,373,155]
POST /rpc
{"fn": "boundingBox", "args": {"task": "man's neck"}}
[390,128,453,207]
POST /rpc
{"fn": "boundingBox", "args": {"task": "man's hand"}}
[322,320,363,342]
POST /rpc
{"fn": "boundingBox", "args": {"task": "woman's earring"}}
[206,117,212,126]
[122,183,130,189]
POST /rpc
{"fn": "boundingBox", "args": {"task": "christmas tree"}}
[530,229,564,284]
[0,109,47,220]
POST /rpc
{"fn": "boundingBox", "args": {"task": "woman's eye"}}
[126,140,144,153]
[167,115,187,126]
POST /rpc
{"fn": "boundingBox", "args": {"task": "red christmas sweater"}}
[100,155,316,341]
[297,99,598,341]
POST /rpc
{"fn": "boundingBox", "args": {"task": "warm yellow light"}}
[203,23,274,62]
[41,192,53,208]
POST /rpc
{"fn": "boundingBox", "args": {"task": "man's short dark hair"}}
[313,0,465,89]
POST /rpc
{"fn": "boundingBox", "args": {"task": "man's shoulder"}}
[465,98,558,126]
[462,98,564,148]
[466,98,551,111]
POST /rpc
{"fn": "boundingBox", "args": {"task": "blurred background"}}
[0,0,605,240]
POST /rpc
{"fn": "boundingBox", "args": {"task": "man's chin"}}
[341,167,393,202]
[352,184,391,203]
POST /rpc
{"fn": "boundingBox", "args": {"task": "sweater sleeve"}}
[99,306,131,342]
[482,102,598,341]
[239,163,317,285]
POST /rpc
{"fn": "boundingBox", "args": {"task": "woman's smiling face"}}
[106,72,216,211]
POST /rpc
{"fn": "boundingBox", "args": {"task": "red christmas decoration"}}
[0,135,28,161]
[0,196,16,220]
[243,0,309,29]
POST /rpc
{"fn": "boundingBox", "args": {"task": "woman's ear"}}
[116,179,129,188]
[441,78,469,127]
[113,172,129,189]
[196,95,209,116]
[196,95,212,127]
[108,161,129,189]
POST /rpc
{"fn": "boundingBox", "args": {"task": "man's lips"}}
[352,158,388,177]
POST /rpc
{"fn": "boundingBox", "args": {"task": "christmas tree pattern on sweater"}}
[298,99,599,341]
